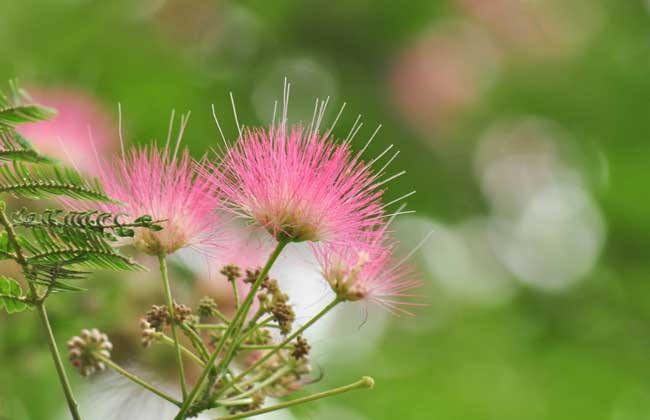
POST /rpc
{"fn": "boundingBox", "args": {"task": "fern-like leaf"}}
[19,227,145,273]
[0,129,55,164]
[0,231,16,261]
[10,208,162,237]
[0,81,55,127]
[0,276,29,313]
[0,161,118,202]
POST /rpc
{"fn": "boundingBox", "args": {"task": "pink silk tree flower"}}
[313,229,422,315]
[72,141,225,257]
[206,124,388,246]
[17,86,117,175]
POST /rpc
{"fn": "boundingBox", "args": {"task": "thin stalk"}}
[159,254,188,399]
[174,240,288,420]
[37,302,82,420]
[233,316,273,349]
[224,365,292,401]
[238,344,293,351]
[179,322,211,361]
[94,353,181,406]
[210,377,375,420]
[223,298,340,393]
[230,279,240,309]
[214,398,254,407]
[159,334,206,367]
[0,205,81,420]
[196,324,228,330]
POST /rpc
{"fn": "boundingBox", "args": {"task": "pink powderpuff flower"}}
[313,229,422,315]
[206,123,388,246]
[17,86,117,175]
[70,115,226,257]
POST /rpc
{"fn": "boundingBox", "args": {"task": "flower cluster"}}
[62,90,422,420]
[201,117,420,311]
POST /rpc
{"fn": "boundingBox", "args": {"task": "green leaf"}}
[20,227,146,273]
[0,129,56,164]
[0,276,28,313]
[0,161,118,202]
[32,278,87,293]
[10,208,159,238]
[0,81,56,127]
[0,105,56,128]
[0,231,15,261]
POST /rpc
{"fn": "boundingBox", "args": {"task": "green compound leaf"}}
[0,276,28,314]
[0,129,56,164]
[0,80,56,128]
[0,161,118,203]
[21,227,146,273]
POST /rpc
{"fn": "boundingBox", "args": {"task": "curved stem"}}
[174,240,288,420]
[158,254,188,399]
[94,353,181,406]
[210,377,375,420]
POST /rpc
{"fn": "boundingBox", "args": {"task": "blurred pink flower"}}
[17,86,117,175]
[391,22,500,136]
[456,0,598,59]
[205,124,386,245]
[313,229,422,315]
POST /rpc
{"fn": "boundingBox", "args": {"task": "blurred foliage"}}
[2,0,650,419]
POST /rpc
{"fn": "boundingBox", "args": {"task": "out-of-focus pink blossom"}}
[391,22,500,136]
[456,0,599,59]
[17,87,117,175]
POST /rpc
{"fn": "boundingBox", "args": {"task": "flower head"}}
[67,328,113,377]
[314,229,422,315]
[207,124,386,245]
[73,141,224,256]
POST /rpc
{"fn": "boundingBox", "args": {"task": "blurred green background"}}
[2,0,650,419]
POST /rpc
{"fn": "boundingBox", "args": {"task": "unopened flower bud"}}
[67,328,112,377]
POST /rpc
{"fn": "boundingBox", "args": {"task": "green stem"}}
[224,365,292,401]
[174,240,288,420]
[0,204,82,420]
[179,322,211,361]
[159,254,188,399]
[214,398,254,407]
[233,316,273,349]
[94,353,181,406]
[238,344,293,351]
[158,333,206,367]
[210,377,375,420]
[230,279,240,309]
[196,324,228,330]
[223,298,340,393]
[38,302,82,420]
